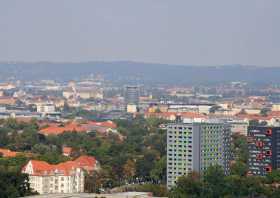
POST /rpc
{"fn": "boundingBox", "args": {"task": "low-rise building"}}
[0,97,17,106]
[272,104,280,111]
[39,120,118,137]
[0,83,16,90]
[228,120,248,136]
[37,104,56,113]
[22,156,98,194]
[62,146,73,157]
[0,148,20,157]
[127,104,138,113]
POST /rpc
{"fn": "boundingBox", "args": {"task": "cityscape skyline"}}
[1,1,280,197]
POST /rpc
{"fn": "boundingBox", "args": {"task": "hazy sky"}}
[0,0,279,66]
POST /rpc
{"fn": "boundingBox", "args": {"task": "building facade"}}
[124,85,140,105]
[247,126,280,176]
[22,156,98,194]
[166,120,231,189]
[226,120,248,136]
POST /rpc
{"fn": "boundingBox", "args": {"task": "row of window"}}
[168,158,192,162]
[168,127,192,130]
[168,149,192,152]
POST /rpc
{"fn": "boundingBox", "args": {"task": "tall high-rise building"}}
[247,126,280,176]
[124,85,140,105]
[166,120,231,189]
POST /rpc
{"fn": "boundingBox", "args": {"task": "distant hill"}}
[0,61,279,85]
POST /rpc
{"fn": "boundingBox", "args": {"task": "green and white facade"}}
[167,120,231,189]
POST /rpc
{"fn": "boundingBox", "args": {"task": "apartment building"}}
[22,156,98,194]
[247,126,280,176]
[166,119,231,189]
[227,120,248,136]
[124,85,140,105]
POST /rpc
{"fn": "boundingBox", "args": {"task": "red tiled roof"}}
[39,123,87,135]
[22,156,97,176]
[28,160,53,174]
[0,97,17,105]
[87,120,117,129]
[235,114,271,121]
[268,111,280,117]
[0,148,19,157]
[74,156,97,172]
[62,146,72,155]
[39,120,117,136]
[15,117,33,123]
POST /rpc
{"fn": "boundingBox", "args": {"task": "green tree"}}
[150,156,166,183]
[123,159,136,179]
[242,176,266,197]
[230,161,248,176]
[169,172,203,198]
[260,108,270,116]
[0,170,37,197]
[203,165,226,198]
[223,175,244,197]
[266,170,280,184]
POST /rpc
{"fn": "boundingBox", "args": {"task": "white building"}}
[36,104,56,113]
[22,156,98,194]
[22,160,84,194]
[127,104,138,113]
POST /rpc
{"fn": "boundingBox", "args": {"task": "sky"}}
[0,0,279,66]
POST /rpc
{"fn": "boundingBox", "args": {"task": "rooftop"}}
[22,156,97,176]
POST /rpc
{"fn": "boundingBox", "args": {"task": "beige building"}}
[228,120,249,136]
[0,83,16,90]
[36,104,56,113]
[22,156,98,195]
[272,104,280,111]
[63,88,103,100]
[22,160,84,194]
[244,108,261,115]
[127,104,138,113]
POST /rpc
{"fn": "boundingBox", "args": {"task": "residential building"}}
[0,106,6,112]
[36,104,56,113]
[0,148,19,157]
[124,85,139,105]
[166,119,231,189]
[0,97,17,105]
[62,146,73,157]
[22,156,98,194]
[39,120,118,137]
[227,120,248,136]
[247,126,280,176]
[272,104,280,111]
[0,83,16,90]
[127,104,137,113]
